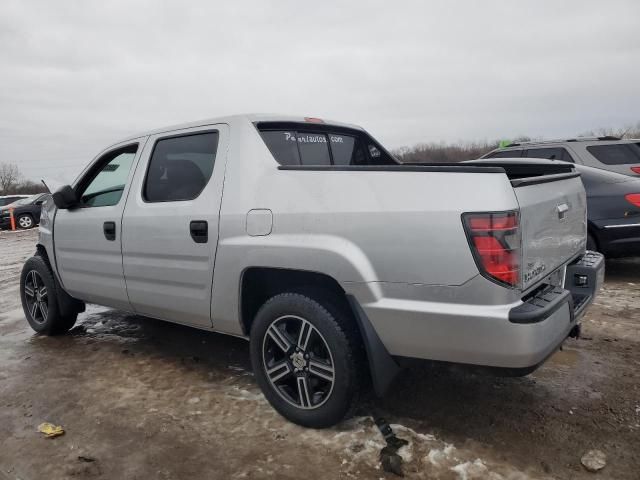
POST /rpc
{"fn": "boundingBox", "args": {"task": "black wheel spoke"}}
[308,358,334,382]
[266,324,292,353]
[297,321,313,351]
[39,301,48,320]
[266,360,291,383]
[297,376,312,408]
[30,301,39,320]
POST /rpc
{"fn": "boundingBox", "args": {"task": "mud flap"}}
[347,295,402,397]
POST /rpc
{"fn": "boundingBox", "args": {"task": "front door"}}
[121,124,228,328]
[54,140,144,310]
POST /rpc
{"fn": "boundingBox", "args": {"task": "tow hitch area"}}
[565,251,605,318]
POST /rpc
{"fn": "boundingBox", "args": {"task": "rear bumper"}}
[361,251,604,371]
[510,251,604,324]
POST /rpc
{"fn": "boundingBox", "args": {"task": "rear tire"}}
[17,214,34,229]
[249,292,362,428]
[20,256,77,335]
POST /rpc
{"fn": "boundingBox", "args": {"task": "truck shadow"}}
[604,256,640,282]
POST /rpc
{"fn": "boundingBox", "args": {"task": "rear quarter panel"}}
[210,119,521,335]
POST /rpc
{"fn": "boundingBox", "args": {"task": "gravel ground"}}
[0,229,638,479]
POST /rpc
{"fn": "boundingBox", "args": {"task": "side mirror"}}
[52,185,79,209]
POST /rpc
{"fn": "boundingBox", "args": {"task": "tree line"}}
[0,163,48,196]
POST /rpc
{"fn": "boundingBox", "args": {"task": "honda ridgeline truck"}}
[21,114,604,427]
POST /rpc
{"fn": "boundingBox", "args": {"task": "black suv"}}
[0,193,49,230]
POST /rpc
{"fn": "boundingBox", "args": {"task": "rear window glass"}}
[329,134,368,165]
[587,144,640,165]
[296,133,331,165]
[259,126,396,166]
[259,131,300,166]
[487,149,523,158]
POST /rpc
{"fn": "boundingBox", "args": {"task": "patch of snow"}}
[451,459,490,480]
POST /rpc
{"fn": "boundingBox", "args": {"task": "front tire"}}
[20,256,77,335]
[17,214,34,229]
[250,292,362,428]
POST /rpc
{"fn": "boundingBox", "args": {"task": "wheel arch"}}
[239,267,347,336]
[239,266,400,396]
[34,244,85,317]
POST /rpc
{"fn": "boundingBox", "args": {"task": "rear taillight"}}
[625,193,640,207]
[630,167,640,175]
[462,211,521,288]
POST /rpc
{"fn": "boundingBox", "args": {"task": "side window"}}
[487,149,523,158]
[525,148,564,160]
[78,145,138,208]
[144,131,219,202]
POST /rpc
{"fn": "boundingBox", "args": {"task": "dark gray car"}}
[483,137,640,177]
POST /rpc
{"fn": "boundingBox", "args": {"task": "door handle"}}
[190,220,208,243]
[103,221,116,241]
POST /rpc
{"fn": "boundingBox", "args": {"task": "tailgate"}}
[513,174,587,290]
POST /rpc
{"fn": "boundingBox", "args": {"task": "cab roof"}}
[123,114,363,143]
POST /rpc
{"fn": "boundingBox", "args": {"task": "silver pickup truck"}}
[21,114,604,428]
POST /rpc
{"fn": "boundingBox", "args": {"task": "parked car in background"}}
[20,114,603,428]
[468,158,640,258]
[0,194,30,207]
[578,164,640,257]
[482,137,640,177]
[0,193,49,229]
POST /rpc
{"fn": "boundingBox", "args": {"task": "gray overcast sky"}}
[1,0,640,182]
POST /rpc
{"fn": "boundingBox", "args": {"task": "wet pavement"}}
[1,229,639,479]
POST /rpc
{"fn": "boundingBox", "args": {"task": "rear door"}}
[513,175,587,290]
[121,124,228,328]
[54,141,143,309]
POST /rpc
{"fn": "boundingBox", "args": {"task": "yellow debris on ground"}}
[37,422,65,438]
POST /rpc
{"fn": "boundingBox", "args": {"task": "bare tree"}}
[580,122,640,139]
[0,162,22,195]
